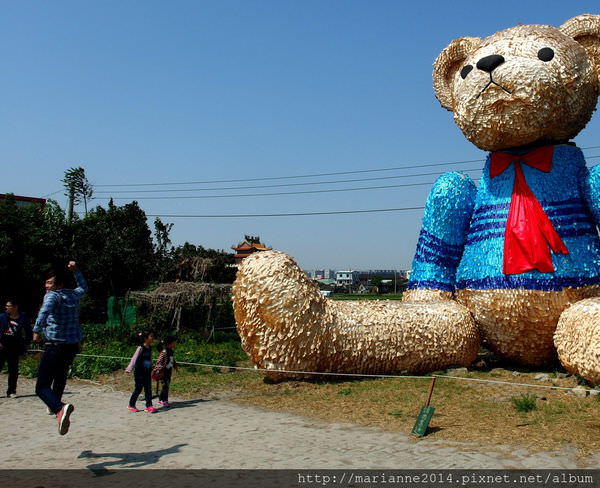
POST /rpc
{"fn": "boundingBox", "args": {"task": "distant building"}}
[0,194,46,209]
[356,269,408,293]
[314,269,336,279]
[336,270,360,286]
[231,235,272,265]
[357,270,398,282]
[315,278,337,287]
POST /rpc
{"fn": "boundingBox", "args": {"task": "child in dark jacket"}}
[125,331,156,413]
[0,299,33,398]
[152,336,178,408]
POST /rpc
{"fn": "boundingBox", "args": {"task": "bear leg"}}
[555,297,600,385]
[233,250,480,379]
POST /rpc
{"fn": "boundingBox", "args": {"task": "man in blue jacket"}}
[33,261,87,435]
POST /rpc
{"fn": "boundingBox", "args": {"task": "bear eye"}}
[537,47,554,62]
[460,65,473,79]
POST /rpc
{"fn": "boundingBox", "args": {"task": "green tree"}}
[370,276,383,289]
[62,166,94,220]
[168,242,236,283]
[153,217,174,282]
[72,200,156,316]
[0,196,69,312]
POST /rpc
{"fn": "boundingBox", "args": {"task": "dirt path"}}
[1,376,597,469]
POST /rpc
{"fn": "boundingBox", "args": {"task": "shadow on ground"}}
[78,443,188,474]
[169,398,213,409]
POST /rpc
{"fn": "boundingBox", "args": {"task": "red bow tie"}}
[490,146,568,275]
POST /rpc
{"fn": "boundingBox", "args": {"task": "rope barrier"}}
[26,349,599,394]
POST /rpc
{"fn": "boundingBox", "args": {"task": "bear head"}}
[433,14,600,151]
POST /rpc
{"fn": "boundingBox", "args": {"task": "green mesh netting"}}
[106,296,136,327]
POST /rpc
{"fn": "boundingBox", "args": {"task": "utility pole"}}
[67,186,75,223]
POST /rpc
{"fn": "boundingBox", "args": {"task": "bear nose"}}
[476,54,505,73]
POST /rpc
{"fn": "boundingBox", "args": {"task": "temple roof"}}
[232,237,271,252]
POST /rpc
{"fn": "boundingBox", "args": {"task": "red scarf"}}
[490,146,568,275]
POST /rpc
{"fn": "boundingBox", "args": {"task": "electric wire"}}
[94,158,487,187]
[95,181,456,200]
[45,149,600,212]
[92,145,600,188]
[93,167,484,194]
[141,207,426,218]
[42,149,600,198]
[88,153,600,201]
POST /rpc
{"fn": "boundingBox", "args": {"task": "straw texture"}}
[233,251,479,380]
[555,297,600,384]
[433,17,600,151]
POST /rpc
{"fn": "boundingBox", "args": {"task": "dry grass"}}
[97,360,600,459]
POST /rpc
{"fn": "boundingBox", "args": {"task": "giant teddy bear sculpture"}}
[233,15,600,384]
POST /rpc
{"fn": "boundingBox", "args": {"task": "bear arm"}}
[407,172,476,294]
[583,165,600,225]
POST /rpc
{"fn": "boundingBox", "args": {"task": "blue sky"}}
[2,1,599,270]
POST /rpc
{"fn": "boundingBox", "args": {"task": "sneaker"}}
[8,393,17,398]
[56,403,74,435]
[127,405,140,412]
[144,406,157,413]
[46,407,54,415]
[157,400,170,408]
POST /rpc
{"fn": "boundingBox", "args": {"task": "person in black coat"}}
[0,299,33,397]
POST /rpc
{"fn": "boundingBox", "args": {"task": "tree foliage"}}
[153,217,174,282]
[72,200,156,303]
[0,196,70,311]
[62,166,94,219]
[168,242,236,283]
[0,194,236,322]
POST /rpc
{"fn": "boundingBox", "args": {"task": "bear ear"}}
[560,14,600,79]
[433,37,481,111]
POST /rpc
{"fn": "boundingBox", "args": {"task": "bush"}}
[511,393,537,412]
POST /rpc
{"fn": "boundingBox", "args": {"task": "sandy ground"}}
[0,376,598,470]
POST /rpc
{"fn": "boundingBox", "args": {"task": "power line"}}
[90,152,600,200]
[94,167,484,194]
[95,181,441,200]
[95,158,486,187]
[91,145,600,188]
[142,207,426,218]
[44,148,600,200]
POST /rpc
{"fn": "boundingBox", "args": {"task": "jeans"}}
[129,368,153,408]
[159,368,173,402]
[0,345,20,395]
[35,342,79,413]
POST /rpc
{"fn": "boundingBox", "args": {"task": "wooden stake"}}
[411,376,437,437]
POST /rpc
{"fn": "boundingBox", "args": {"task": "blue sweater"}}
[33,271,88,343]
[408,145,600,292]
